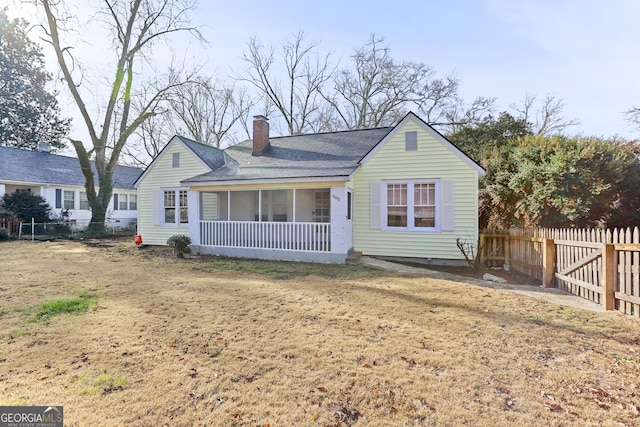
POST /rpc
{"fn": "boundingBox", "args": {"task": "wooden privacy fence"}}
[480,228,640,318]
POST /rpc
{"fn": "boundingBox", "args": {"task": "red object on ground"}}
[134,235,143,245]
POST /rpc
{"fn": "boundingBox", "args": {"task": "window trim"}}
[382,180,440,232]
[162,188,189,226]
[118,193,129,211]
[79,192,90,210]
[113,193,137,211]
[63,190,76,210]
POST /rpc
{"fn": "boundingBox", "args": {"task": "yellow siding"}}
[353,119,480,260]
[136,140,210,245]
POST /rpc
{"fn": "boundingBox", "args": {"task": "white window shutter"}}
[152,190,162,226]
[370,182,382,229]
[441,180,455,231]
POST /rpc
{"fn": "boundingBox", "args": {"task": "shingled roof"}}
[182,127,393,184]
[0,146,143,190]
[177,136,227,170]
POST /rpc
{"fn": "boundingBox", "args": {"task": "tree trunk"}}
[87,169,114,235]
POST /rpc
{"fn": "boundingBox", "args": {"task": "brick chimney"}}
[252,115,270,156]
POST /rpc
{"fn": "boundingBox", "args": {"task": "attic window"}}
[405,131,417,151]
[172,153,180,168]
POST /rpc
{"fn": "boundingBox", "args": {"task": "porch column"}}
[0,184,5,199]
[330,186,351,256]
[187,190,201,246]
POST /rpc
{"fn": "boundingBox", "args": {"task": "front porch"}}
[189,186,353,263]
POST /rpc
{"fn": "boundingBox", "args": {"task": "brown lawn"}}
[0,239,639,426]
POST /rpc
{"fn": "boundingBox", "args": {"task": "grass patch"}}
[3,239,640,426]
[191,255,384,280]
[0,397,28,406]
[66,374,129,395]
[32,294,96,322]
[0,308,7,317]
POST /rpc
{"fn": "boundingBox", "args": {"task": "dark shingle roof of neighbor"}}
[0,146,143,190]
[182,127,393,183]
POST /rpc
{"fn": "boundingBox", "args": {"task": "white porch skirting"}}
[196,220,346,263]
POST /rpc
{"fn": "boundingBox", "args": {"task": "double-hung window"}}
[79,192,90,210]
[386,184,408,227]
[63,190,75,210]
[118,194,129,210]
[384,181,439,231]
[163,189,188,225]
[113,193,138,210]
[413,183,436,228]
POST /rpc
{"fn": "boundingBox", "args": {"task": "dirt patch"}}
[396,262,542,286]
[1,239,639,426]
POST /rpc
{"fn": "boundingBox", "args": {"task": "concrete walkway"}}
[356,256,603,313]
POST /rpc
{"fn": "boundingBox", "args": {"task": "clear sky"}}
[10,0,640,142]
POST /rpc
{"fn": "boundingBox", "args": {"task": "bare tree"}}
[441,96,496,134]
[322,35,460,130]
[237,31,333,135]
[169,77,254,147]
[124,76,254,167]
[511,93,579,136]
[123,101,174,167]
[624,106,640,130]
[37,0,202,233]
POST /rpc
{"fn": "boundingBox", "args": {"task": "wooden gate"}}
[553,239,603,304]
[481,228,640,318]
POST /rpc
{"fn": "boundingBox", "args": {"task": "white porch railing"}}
[200,221,331,252]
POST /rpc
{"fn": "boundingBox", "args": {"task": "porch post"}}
[292,189,296,223]
[330,186,349,259]
[187,190,201,246]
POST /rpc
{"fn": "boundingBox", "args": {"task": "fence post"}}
[601,243,616,310]
[542,238,555,288]
[504,234,510,268]
[31,217,35,241]
[479,233,485,264]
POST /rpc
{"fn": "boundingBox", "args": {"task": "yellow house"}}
[135,112,484,263]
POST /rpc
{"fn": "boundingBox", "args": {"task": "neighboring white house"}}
[0,143,142,230]
[135,112,485,263]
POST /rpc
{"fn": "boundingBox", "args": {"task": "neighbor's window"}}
[79,192,90,210]
[129,194,137,210]
[386,184,407,227]
[63,190,75,210]
[119,194,128,210]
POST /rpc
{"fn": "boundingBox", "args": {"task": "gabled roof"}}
[143,112,485,186]
[183,127,393,184]
[177,136,227,170]
[0,145,143,190]
[134,135,226,187]
[360,112,486,175]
